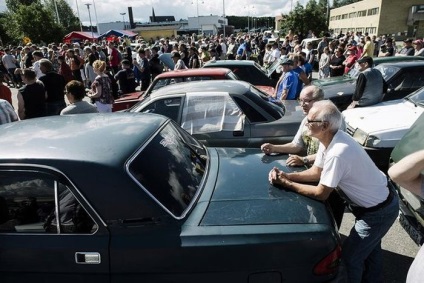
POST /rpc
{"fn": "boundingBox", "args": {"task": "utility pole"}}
[85,3,94,40]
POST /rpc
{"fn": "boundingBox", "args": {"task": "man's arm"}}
[388,150,424,197]
[269,166,332,201]
[261,142,303,154]
[352,73,366,101]
[17,92,26,120]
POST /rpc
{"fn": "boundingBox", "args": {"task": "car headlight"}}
[352,128,368,145]
[365,135,381,147]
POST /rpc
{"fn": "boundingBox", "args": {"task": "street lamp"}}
[85,3,94,40]
[191,0,204,34]
[120,12,126,30]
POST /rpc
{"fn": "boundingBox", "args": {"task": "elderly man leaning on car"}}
[0,99,19,125]
[261,85,346,228]
[269,100,399,283]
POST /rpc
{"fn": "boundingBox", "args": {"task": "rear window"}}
[128,122,207,218]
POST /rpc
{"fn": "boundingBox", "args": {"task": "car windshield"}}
[375,64,401,81]
[405,87,424,107]
[128,122,207,218]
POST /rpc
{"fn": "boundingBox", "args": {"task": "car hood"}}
[200,148,331,226]
[343,99,424,134]
[318,81,356,99]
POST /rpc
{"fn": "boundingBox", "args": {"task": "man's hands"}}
[286,154,305,166]
[261,143,275,155]
[268,167,292,188]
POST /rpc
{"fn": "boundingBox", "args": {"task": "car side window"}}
[391,70,424,92]
[142,98,182,121]
[0,170,97,234]
[232,97,267,123]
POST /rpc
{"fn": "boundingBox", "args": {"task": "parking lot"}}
[8,76,420,282]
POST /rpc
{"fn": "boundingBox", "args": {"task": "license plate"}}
[399,212,423,246]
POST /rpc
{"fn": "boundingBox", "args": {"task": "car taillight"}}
[313,245,342,276]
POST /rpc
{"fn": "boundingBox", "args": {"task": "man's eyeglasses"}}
[298,98,315,105]
[306,119,325,125]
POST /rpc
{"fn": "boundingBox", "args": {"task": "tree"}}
[4,2,64,44]
[280,0,328,37]
[44,0,80,34]
[6,0,39,13]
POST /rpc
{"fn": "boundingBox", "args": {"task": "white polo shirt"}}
[315,130,389,208]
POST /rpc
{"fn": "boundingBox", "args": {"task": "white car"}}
[342,86,424,170]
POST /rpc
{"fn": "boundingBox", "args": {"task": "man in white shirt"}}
[270,42,281,63]
[268,100,398,283]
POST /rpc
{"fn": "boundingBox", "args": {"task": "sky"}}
[0,0,322,26]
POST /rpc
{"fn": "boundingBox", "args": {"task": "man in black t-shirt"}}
[114,59,136,95]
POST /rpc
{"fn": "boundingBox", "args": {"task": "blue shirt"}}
[292,66,305,98]
[274,70,299,100]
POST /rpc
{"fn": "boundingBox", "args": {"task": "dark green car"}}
[0,114,343,282]
[313,56,424,109]
[390,112,424,246]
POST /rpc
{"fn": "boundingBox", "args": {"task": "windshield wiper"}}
[405,97,418,107]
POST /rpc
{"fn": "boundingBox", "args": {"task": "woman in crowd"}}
[87,60,114,113]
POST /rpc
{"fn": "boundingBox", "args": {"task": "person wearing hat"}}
[271,58,298,101]
[413,39,424,56]
[171,51,187,70]
[343,46,358,74]
[397,38,414,56]
[347,56,387,109]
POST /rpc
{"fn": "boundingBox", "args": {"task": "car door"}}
[386,67,424,101]
[0,167,110,283]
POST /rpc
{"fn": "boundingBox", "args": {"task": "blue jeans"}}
[342,189,399,283]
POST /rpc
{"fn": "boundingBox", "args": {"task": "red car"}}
[113,68,275,112]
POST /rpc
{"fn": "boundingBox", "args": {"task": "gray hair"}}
[39,59,53,72]
[312,100,342,133]
[303,85,324,101]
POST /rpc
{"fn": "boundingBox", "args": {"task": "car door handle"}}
[75,252,101,264]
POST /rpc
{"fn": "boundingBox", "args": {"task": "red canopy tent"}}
[63,31,99,43]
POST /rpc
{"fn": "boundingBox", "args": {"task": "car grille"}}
[346,124,355,136]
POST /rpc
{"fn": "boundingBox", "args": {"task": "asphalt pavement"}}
[7,80,420,282]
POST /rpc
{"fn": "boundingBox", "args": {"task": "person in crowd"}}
[17,68,46,119]
[188,47,200,69]
[388,150,424,283]
[149,47,163,80]
[38,59,66,116]
[413,39,424,56]
[2,48,20,88]
[343,46,358,74]
[270,58,298,101]
[107,41,120,74]
[133,49,151,91]
[171,51,188,70]
[200,46,211,64]
[31,51,45,79]
[87,60,114,113]
[317,36,329,60]
[83,46,97,88]
[0,72,13,105]
[262,43,273,67]
[226,37,238,60]
[114,59,136,95]
[291,55,310,98]
[348,56,387,109]
[359,36,375,59]
[0,98,18,125]
[57,55,74,83]
[378,37,395,57]
[66,49,83,82]
[268,100,398,283]
[60,80,98,115]
[397,38,415,56]
[270,42,281,64]
[329,47,346,77]
[318,47,330,79]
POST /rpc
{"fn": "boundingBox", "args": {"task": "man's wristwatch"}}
[302,156,309,165]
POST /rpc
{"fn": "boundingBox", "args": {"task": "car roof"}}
[148,80,252,99]
[374,56,424,65]
[0,113,167,163]
[154,68,233,79]
[376,61,424,68]
[203,60,257,67]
